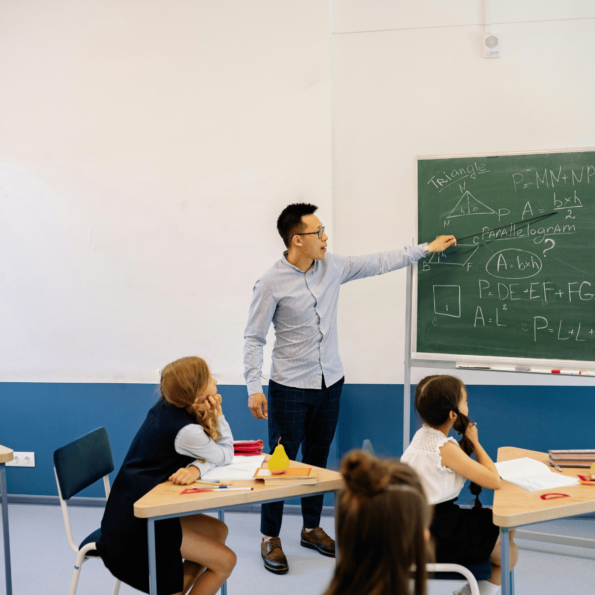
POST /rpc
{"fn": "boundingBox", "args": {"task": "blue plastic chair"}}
[54,428,121,595]
[361,440,483,595]
[361,439,375,456]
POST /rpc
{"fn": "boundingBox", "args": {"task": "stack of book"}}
[549,449,595,468]
[233,440,264,456]
[253,467,317,486]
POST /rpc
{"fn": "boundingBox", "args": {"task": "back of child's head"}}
[159,356,220,441]
[414,375,465,427]
[415,375,483,506]
[323,450,430,595]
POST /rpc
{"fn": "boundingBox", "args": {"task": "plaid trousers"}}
[261,375,344,536]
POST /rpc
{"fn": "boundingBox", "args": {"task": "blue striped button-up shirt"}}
[243,245,425,395]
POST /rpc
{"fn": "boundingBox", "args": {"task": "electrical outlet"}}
[5,452,35,467]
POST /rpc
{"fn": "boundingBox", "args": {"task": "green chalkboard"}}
[415,149,595,365]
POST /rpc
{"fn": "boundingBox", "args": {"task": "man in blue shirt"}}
[244,202,456,574]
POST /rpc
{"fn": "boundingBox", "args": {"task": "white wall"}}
[0,0,331,382]
[332,0,595,385]
[3,0,595,387]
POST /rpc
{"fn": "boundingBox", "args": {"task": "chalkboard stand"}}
[404,259,458,451]
[403,249,412,454]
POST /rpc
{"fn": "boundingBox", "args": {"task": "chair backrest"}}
[361,439,376,457]
[54,428,114,500]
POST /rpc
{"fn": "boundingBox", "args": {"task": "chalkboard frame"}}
[410,147,595,372]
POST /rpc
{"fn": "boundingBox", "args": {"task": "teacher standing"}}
[243,202,456,574]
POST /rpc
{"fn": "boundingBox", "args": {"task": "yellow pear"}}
[268,437,290,475]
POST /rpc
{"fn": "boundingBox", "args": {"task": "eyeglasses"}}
[294,226,325,240]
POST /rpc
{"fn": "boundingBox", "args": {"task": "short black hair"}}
[277,202,318,248]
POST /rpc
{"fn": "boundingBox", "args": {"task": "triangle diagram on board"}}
[447,191,497,218]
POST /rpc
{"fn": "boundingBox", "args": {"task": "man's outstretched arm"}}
[338,235,456,284]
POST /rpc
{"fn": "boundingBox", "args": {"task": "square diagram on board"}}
[433,285,461,318]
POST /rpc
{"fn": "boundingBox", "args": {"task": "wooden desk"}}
[135,460,343,595]
[0,445,13,595]
[493,447,595,595]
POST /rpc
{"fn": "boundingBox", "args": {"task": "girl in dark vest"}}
[97,356,236,595]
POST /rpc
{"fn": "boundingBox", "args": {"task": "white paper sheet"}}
[495,457,579,492]
[201,454,266,481]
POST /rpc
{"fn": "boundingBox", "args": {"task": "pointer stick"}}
[455,211,558,242]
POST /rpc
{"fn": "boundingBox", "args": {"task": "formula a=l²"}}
[471,309,595,343]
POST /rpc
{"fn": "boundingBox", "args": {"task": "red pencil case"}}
[234,440,264,456]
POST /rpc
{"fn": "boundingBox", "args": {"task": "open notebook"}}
[494,458,579,492]
[201,454,266,481]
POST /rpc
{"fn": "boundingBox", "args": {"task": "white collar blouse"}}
[401,424,466,505]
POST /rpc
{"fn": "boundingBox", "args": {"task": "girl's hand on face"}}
[464,422,479,444]
[202,394,223,416]
[210,394,223,416]
[169,465,200,485]
[196,394,217,410]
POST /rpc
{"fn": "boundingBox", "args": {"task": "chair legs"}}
[68,550,87,595]
[426,564,480,595]
[69,543,112,595]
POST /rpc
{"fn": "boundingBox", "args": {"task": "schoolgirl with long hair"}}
[323,450,431,595]
[401,375,518,595]
[97,356,236,595]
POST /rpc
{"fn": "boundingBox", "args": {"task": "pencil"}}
[195,479,233,486]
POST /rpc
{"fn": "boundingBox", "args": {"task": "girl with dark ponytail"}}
[401,376,518,595]
[323,451,431,595]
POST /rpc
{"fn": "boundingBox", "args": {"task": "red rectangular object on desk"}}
[234,439,264,456]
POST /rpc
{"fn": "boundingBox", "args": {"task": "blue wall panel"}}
[1,382,593,506]
[338,384,404,457]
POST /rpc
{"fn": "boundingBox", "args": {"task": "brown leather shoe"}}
[300,527,335,558]
[261,537,289,574]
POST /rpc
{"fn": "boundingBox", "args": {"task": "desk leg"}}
[1,463,12,595]
[218,510,227,595]
[148,518,157,595]
[500,528,511,595]
[510,568,515,595]
[334,490,339,565]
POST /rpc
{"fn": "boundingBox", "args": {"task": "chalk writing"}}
[485,249,542,280]
[417,150,595,364]
[427,162,489,192]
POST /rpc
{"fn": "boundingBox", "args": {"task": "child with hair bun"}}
[323,450,431,595]
[401,375,518,595]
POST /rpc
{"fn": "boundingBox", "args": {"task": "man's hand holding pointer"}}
[428,235,457,253]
